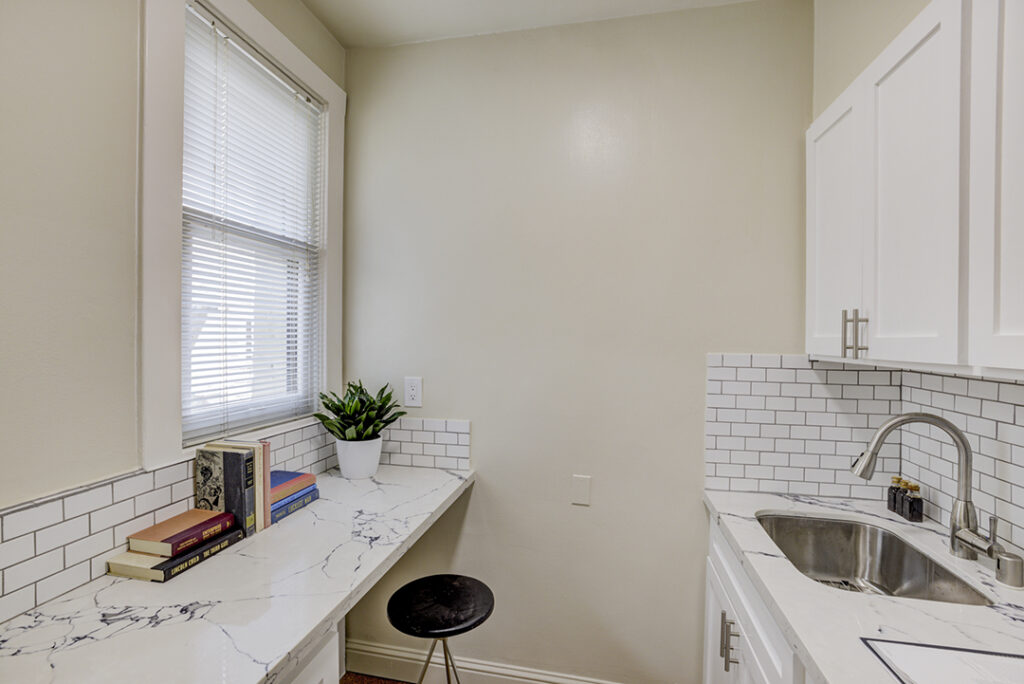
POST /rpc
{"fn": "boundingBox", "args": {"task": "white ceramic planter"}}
[335,436,383,479]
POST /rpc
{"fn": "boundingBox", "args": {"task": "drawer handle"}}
[720,610,740,672]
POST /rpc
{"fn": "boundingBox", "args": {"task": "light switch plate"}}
[404,376,423,407]
[571,474,592,506]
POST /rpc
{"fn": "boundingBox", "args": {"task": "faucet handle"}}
[990,516,1000,543]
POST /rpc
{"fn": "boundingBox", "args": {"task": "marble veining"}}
[706,490,1024,684]
[0,466,475,684]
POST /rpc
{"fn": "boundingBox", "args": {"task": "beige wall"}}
[0,0,141,509]
[0,0,345,510]
[813,0,929,116]
[342,1,812,681]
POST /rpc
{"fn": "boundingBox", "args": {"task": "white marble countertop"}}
[0,465,475,684]
[704,491,1024,684]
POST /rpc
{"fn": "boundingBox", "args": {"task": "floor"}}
[341,673,406,684]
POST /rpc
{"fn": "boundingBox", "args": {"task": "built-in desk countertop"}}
[0,466,475,683]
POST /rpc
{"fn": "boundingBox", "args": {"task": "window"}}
[180,4,325,444]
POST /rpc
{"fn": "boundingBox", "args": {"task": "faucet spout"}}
[851,412,978,559]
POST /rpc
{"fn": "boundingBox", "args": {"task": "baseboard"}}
[345,639,625,684]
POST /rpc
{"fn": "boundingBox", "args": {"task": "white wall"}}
[342,1,812,681]
[0,0,345,510]
[813,0,930,116]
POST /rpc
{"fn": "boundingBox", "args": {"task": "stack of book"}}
[270,470,318,523]
[107,509,242,582]
[193,440,320,530]
[194,440,272,536]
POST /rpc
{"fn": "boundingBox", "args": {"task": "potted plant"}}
[314,381,407,479]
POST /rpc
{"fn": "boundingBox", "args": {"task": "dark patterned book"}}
[206,440,270,532]
[270,487,319,524]
[128,509,234,557]
[195,446,257,536]
[107,529,244,582]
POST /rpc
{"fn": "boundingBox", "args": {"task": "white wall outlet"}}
[570,474,592,506]
[404,376,423,407]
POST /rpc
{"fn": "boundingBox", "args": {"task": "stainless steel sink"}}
[757,514,991,606]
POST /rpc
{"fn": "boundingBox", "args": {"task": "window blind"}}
[181,4,325,444]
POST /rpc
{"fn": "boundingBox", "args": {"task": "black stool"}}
[387,574,494,684]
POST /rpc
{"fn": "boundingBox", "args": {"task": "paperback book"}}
[107,529,244,582]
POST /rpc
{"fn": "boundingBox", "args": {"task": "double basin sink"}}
[757,514,990,606]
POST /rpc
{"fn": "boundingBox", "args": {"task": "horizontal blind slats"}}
[181,5,323,444]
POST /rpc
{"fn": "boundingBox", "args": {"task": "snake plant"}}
[314,381,407,441]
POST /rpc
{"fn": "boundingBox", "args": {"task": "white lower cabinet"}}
[704,518,806,684]
[283,622,343,684]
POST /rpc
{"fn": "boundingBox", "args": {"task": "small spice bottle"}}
[896,479,910,516]
[887,476,902,512]
[903,484,923,522]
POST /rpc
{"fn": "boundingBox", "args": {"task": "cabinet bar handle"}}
[841,309,852,357]
[852,308,869,359]
[721,612,740,672]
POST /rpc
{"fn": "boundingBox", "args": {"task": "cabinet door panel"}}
[806,90,867,357]
[862,0,964,364]
[970,0,1024,369]
[704,558,737,684]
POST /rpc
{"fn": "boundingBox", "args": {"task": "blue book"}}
[271,484,317,511]
[270,487,319,524]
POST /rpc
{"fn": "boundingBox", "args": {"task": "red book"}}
[127,509,235,557]
[270,471,317,504]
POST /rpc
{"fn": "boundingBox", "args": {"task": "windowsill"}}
[169,413,322,470]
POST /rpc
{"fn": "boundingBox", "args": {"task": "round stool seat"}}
[387,574,494,639]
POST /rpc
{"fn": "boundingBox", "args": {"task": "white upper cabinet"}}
[805,87,869,357]
[860,0,965,365]
[969,0,1024,370]
[806,0,1024,373]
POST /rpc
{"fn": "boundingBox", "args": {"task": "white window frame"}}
[139,0,345,470]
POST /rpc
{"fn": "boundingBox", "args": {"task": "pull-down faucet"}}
[851,412,1023,587]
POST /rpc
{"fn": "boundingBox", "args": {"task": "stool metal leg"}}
[441,640,452,684]
[416,639,438,684]
[442,638,462,684]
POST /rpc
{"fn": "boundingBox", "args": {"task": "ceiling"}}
[300,0,754,48]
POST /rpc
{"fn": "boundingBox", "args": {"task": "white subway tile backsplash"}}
[400,417,424,431]
[64,530,113,567]
[133,487,171,515]
[63,485,112,519]
[114,514,155,542]
[36,562,90,603]
[90,545,126,581]
[112,472,154,502]
[36,516,90,554]
[0,536,34,571]
[89,500,134,534]
[4,549,62,592]
[706,353,1024,554]
[154,500,189,524]
[0,587,35,625]
[3,501,63,541]
[154,463,188,489]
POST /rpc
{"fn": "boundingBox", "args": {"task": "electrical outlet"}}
[571,474,592,506]
[404,376,423,407]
